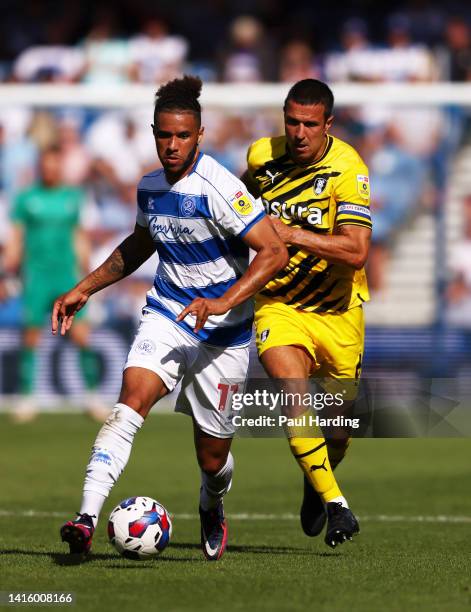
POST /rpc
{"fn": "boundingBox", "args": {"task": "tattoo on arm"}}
[83,250,124,294]
[78,232,155,295]
[107,249,125,276]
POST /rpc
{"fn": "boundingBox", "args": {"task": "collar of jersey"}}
[191,151,204,174]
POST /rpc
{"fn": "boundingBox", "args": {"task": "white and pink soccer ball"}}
[108,496,172,559]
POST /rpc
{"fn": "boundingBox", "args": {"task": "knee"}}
[118,368,167,418]
[117,392,150,417]
[197,451,227,475]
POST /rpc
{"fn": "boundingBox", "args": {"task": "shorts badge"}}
[136,339,156,355]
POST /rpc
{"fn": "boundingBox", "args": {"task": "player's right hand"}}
[51,288,89,336]
[176,296,230,333]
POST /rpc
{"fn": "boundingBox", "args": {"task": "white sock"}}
[200,452,234,511]
[329,495,349,509]
[79,403,144,525]
[79,491,106,527]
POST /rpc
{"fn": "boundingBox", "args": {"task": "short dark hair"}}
[154,75,202,126]
[284,79,334,118]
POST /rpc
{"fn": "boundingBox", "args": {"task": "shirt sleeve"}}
[207,170,266,238]
[334,164,372,230]
[135,188,148,227]
[244,142,264,197]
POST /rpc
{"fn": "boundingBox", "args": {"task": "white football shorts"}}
[124,310,249,438]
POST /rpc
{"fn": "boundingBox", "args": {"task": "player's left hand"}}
[269,217,295,243]
[176,297,230,333]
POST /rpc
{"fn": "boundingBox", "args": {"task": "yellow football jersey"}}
[247,134,372,313]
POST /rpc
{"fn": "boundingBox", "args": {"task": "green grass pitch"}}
[0,413,470,611]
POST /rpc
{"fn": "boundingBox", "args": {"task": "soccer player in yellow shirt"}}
[242,79,371,548]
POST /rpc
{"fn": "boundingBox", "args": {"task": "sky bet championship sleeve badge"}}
[356,174,370,200]
[230,190,254,215]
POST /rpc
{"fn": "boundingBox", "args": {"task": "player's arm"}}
[176,217,288,333]
[3,223,24,274]
[52,223,155,335]
[270,219,370,270]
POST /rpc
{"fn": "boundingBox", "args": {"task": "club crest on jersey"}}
[313,177,327,195]
[356,175,370,200]
[180,197,196,217]
[229,190,253,216]
[260,329,270,343]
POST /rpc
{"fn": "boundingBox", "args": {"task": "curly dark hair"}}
[154,75,202,125]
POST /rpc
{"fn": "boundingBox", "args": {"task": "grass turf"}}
[0,414,470,612]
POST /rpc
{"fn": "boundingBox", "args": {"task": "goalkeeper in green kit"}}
[4,145,107,422]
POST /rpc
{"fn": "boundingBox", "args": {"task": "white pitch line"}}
[0,510,470,523]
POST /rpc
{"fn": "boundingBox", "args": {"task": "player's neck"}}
[315,135,329,161]
[305,135,329,168]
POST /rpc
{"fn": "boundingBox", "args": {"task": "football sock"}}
[79,492,105,527]
[285,411,343,503]
[79,347,99,390]
[288,436,343,503]
[19,347,36,394]
[327,437,351,470]
[79,403,144,524]
[329,495,349,509]
[200,452,234,511]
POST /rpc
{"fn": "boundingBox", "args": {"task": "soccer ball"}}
[108,496,172,559]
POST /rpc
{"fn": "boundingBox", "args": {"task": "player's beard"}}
[166,143,199,180]
[181,142,199,173]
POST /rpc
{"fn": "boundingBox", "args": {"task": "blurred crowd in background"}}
[0,0,471,84]
[1,0,471,330]
[1,0,471,84]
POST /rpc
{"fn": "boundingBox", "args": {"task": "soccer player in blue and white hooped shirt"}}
[52,75,288,561]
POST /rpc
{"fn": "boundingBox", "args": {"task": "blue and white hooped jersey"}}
[136,153,265,348]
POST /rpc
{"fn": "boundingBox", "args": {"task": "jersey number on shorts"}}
[217,383,239,412]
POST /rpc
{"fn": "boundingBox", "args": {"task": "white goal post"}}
[0,83,471,108]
